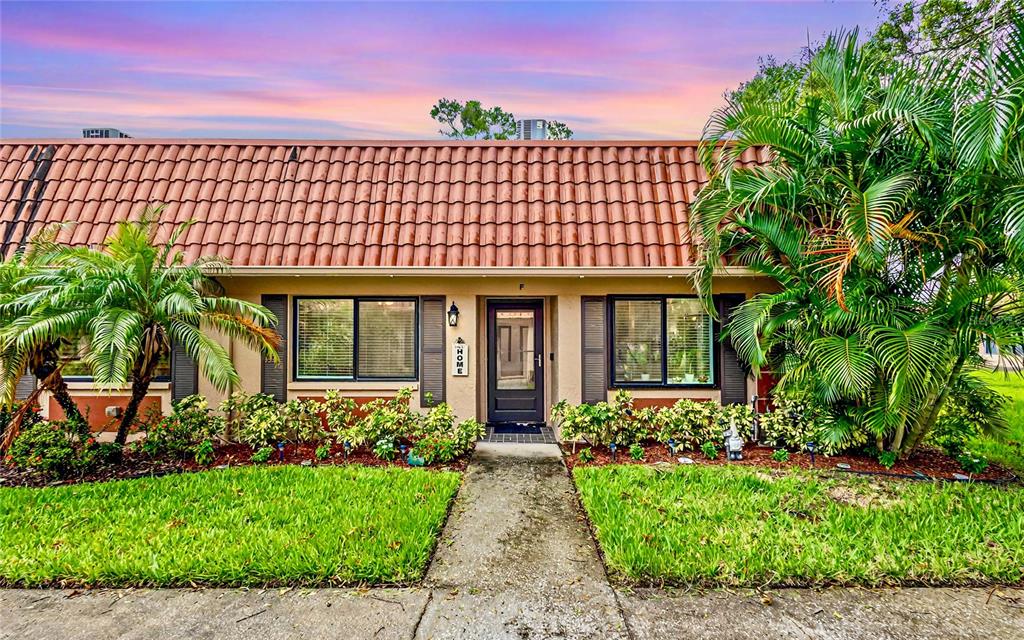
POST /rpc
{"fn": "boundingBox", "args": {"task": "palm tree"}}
[691,20,1024,457]
[0,235,88,447]
[14,207,280,445]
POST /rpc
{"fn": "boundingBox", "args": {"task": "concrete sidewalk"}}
[2,443,1022,639]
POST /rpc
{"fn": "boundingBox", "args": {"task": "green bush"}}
[578,447,595,464]
[345,388,418,447]
[551,391,653,447]
[194,439,215,465]
[931,377,1008,458]
[771,448,789,462]
[412,409,484,465]
[629,443,645,460]
[373,437,398,461]
[251,446,273,463]
[700,441,718,460]
[653,399,718,449]
[6,418,95,479]
[222,392,328,448]
[141,395,225,459]
[877,450,898,469]
[957,450,989,474]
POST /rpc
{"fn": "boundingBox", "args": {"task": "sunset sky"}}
[1,1,879,140]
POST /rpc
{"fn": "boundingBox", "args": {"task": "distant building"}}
[82,128,131,139]
[516,119,547,141]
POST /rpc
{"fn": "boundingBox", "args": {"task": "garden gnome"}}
[724,417,744,461]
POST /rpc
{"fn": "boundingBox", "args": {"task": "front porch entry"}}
[486,299,545,429]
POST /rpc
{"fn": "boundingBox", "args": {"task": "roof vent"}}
[288,146,299,162]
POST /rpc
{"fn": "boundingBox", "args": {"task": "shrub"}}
[194,439,215,465]
[578,447,595,464]
[759,388,864,455]
[412,414,484,465]
[315,444,331,461]
[654,399,717,449]
[957,450,989,474]
[932,377,1008,458]
[0,402,42,442]
[237,404,285,448]
[771,448,789,463]
[142,395,225,459]
[280,398,328,444]
[321,390,357,437]
[373,437,398,461]
[251,446,273,463]
[877,450,898,469]
[6,418,92,479]
[700,441,718,460]
[629,443,644,461]
[348,388,418,447]
[552,391,649,446]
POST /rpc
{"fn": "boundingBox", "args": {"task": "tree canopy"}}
[693,17,1024,456]
[429,98,573,140]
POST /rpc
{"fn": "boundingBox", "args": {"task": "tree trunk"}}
[902,352,968,457]
[115,371,154,446]
[31,347,85,425]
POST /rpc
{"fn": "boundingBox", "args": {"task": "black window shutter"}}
[581,296,607,404]
[14,374,35,401]
[261,294,288,402]
[717,294,748,405]
[419,296,446,406]
[170,340,198,402]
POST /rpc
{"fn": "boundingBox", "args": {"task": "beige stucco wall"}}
[212,275,773,426]
[42,274,772,434]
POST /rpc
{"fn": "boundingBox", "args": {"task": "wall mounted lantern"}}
[447,302,460,327]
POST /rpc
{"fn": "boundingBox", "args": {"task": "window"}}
[611,297,713,386]
[295,297,417,380]
[59,338,171,380]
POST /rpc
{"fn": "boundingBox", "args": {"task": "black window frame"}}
[607,295,717,389]
[60,340,172,384]
[292,296,419,382]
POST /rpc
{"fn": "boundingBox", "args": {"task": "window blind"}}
[666,298,712,384]
[613,299,663,383]
[296,298,354,379]
[358,300,416,378]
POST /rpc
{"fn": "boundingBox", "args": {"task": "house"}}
[0,139,773,436]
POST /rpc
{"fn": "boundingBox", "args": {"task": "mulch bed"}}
[561,441,1020,483]
[0,440,469,489]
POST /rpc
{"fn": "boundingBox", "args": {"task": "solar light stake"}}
[277,442,285,462]
[751,394,760,443]
[668,438,676,455]
[609,442,617,462]
[807,441,816,467]
[343,440,351,461]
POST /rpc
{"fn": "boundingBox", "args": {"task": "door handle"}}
[535,353,543,369]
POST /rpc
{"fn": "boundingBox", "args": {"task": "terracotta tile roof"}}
[0,139,769,268]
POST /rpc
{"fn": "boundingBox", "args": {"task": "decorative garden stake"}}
[277,442,285,462]
[609,442,617,462]
[807,441,816,467]
[751,394,760,443]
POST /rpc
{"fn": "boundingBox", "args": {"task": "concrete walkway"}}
[2,443,1023,639]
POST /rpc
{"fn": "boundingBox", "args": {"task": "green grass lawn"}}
[0,465,461,587]
[575,464,1024,588]
[972,370,1024,473]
